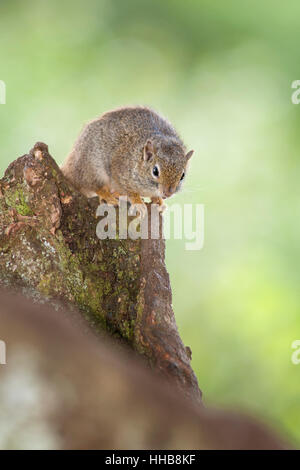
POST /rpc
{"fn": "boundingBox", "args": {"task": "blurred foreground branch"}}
[0,292,286,449]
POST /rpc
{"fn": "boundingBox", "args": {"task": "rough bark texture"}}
[0,291,287,450]
[0,142,201,403]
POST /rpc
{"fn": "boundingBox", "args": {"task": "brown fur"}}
[61,106,193,213]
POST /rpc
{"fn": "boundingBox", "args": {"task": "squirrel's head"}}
[142,139,194,199]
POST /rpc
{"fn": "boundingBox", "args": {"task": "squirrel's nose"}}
[163,185,175,198]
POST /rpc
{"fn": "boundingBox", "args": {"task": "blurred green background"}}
[0,0,299,445]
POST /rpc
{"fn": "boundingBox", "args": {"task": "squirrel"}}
[61,106,194,218]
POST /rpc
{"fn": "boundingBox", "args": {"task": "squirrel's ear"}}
[143,140,154,161]
[186,150,194,160]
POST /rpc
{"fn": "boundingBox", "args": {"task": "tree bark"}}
[0,142,201,403]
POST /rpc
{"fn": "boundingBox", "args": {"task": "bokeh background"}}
[0,0,299,445]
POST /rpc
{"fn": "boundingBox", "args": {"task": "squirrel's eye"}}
[180,172,185,181]
[152,165,159,178]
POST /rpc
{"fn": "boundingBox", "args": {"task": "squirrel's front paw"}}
[128,202,147,219]
[151,197,167,213]
[128,193,147,219]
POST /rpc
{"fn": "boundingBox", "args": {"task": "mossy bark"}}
[0,142,201,403]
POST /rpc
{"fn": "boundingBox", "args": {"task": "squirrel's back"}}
[89,106,182,149]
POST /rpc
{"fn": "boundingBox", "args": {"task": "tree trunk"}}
[0,142,201,403]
